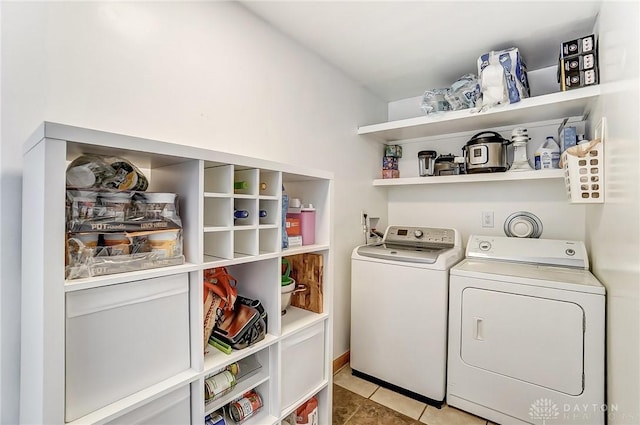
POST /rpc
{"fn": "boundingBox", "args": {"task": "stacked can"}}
[229,390,263,423]
[205,412,226,425]
[382,145,402,179]
[559,34,598,90]
[204,362,240,401]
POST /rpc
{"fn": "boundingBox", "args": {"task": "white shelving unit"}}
[20,122,334,425]
[360,87,600,187]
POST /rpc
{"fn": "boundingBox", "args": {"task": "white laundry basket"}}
[561,139,604,203]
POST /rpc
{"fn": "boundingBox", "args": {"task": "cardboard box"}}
[559,125,577,153]
[285,217,301,236]
[382,169,400,179]
[563,69,599,90]
[562,53,596,72]
[562,34,595,57]
[287,235,302,247]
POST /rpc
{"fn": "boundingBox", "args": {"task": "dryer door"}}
[460,288,584,395]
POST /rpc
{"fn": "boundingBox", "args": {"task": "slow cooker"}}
[463,131,510,173]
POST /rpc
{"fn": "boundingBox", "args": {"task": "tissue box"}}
[478,47,530,104]
[385,145,403,158]
[383,156,399,170]
[382,169,400,179]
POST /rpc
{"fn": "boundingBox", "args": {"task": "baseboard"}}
[332,350,350,374]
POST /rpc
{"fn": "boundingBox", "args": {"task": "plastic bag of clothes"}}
[421,88,451,115]
[445,74,481,110]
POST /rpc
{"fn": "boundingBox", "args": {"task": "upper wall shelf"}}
[358,86,600,143]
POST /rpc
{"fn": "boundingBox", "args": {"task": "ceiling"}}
[241,1,601,102]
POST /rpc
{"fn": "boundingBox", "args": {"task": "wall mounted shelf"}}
[358,86,600,143]
[374,170,564,186]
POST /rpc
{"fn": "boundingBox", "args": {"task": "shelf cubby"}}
[204,164,232,195]
[259,199,279,226]
[259,228,279,255]
[227,258,279,327]
[234,198,258,227]
[234,229,258,257]
[204,230,233,260]
[204,196,232,228]
[234,167,258,196]
[203,350,270,417]
[259,170,281,198]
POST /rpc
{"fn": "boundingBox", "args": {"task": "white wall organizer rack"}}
[20,122,334,425]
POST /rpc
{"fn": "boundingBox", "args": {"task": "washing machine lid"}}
[356,243,446,264]
[452,259,605,295]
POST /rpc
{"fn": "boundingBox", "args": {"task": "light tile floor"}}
[333,365,494,425]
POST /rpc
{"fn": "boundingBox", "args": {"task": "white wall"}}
[0,3,47,423]
[587,2,640,423]
[386,123,587,242]
[388,180,585,243]
[0,2,388,422]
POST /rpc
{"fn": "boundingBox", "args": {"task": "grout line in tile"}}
[368,386,380,399]
[418,404,427,421]
[342,405,362,425]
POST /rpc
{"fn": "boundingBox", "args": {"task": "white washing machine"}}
[351,226,463,405]
[447,235,605,425]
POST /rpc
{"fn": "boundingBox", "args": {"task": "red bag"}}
[296,396,318,425]
[203,267,238,353]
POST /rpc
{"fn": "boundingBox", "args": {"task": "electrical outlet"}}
[482,211,494,228]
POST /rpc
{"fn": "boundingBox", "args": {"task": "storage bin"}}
[281,322,325,409]
[561,139,604,203]
[65,274,191,421]
[105,385,191,424]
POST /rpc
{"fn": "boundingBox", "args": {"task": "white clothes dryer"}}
[447,235,605,425]
[351,226,463,405]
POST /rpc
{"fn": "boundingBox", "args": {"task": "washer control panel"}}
[384,226,457,247]
[466,235,589,269]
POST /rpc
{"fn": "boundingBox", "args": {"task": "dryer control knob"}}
[413,230,424,238]
[479,241,492,251]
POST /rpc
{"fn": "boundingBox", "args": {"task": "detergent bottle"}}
[535,136,560,169]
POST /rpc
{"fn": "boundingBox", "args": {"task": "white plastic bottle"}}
[535,136,560,169]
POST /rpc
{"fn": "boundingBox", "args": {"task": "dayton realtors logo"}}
[529,398,560,424]
[529,398,619,423]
